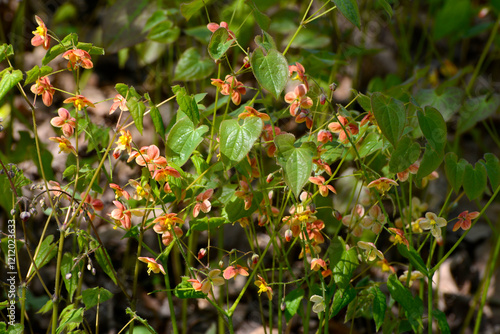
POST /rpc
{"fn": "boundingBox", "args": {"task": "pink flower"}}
[309,176,336,197]
[50,108,76,137]
[367,177,398,194]
[30,76,55,106]
[49,136,76,155]
[453,211,480,231]
[317,130,333,144]
[211,75,246,105]
[223,265,249,280]
[235,179,253,210]
[31,15,50,50]
[288,62,308,89]
[193,189,213,218]
[135,145,167,171]
[109,201,132,229]
[109,94,128,114]
[109,183,130,200]
[239,106,270,120]
[328,116,359,144]
[310,258,327,271]
[138,257,165,275]
[62,49,93,70]
[207,21,235,40]
[284,84,313,117]
[342,204,365,237]
[361,205,386,234]
[63,95,95,111]
[188,269,225,294]
[153,213,184,234]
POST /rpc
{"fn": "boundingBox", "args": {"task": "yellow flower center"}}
[394,235,403,244]
[75,99,84,110]
[136,185,147,198]
[35,26,45,36]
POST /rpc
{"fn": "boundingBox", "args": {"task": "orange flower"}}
[284,84,313,117]
[367,177,398,194]
[113,129,133,159]
[49,136,76,155]
[109,183,131,200]
[261,124,282,157]
[30,76,55,106]
[255,275,273,300]
[153,213,184,234]
[31,15,50,50]
[62,49,93,70]
[328,116,359,144]
[138,257,165,275]
[109,94,128,114]
[238,106,270,120]
[63,95,95,111]
[317,130,333,144]
[135,145,167,171]
[453,211,480,231]
[161,226,183,246]
[309,176,336,197]
[211,75,246,105]
[223,265,249,280]
[313,159,332,176]
[289,62,308,89]
[310,258,327,271]
[388,227,409,249]
[193,189,213,218]
[235,179,253,210]
[50,108,76,137]
[153,167,181,182]
[109,201,132,229]
[188,269,225,294]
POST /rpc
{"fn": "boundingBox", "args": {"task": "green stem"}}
[51,230,66,334]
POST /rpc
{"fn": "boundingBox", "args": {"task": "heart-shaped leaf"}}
[416,145,444,180]
[389,135,421,173]
[250,48,288,99]
[208,27,233,61]
[414,87,463,121]
[387,274,423,332]
[274,134,316,198]
[371,92,405,148]
[166,117,208,167]
[126,97,145,135]
[417,106,447,153]
[174,47,214,81]
[172,85,200,125]
[444,152,467,193]
[254,31,276,53]
[0,69,22,101]
[219,117,263,168]
[463,161,487,200]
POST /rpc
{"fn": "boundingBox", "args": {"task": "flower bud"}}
[266,173,274,183]
[20,211,31,222]
[281,301,286,311]
[65,273,72,280]
[219,260,224,268]
[198,248,207,260]
[251,253,259,265]
[333,210,342,221]
[243,56,250,68]
[10,209,16,216]
[320,94,326,105]
[329,82,338,91]
[285,229,293,242]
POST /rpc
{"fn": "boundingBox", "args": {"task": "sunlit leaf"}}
[82,287,113,310]
[208,27,233,61]
[250,48,288,99]
[0,70,22,102]
[284,288,304,322]
[166,117,208,167]
[219,117,263,168]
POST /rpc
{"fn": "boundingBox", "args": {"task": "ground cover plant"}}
[1,0,500,333]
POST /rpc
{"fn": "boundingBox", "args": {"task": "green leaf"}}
[6,323,23,334]
[34,235,57,271]
[376,0,393,18]
[332,242,358,290]
[370,92,405,148]
[42,33,78,66]
[387,274,423,332]
[444,153,467,194]
[61,253,80,303]
[274,134,316,198]
[148,20,180,44]
[219,117,263,168]
[174,47,214,81]
[414,87,463,122]
[82,287,113,310]
[115,83,141,100]
[389,135,421,173]
[172,85,200,125]
[247,0,271,30]
[0,70,23,102]
[24,65,53,86]
[187,217,228,236]
[284,288,304,322]
[416,146,443,180]
[76,42,105,56]
[0,44,14,63]
[457,94,500,135]
[358,132,384,158]
[126,97,145,135]
[432,309,451,334]
[174,276,206,299]
[370,286,387,331]
[208,27,233,61]
[143,10,168,32]
[126,308,158,334]
[417,106,447,153]
[57,305,83,334]
[463,161,487,201]
[434,0,471,40]
[397,244,429,277]
[224,192,263,223]
[250,48,288,99]
[482,153,500,190]
[180,0,212,21]
[330,285,356,317]
[166,117,208,167]
[331,0,361,28]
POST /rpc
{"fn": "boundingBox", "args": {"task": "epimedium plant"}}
[1,0,500,333]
